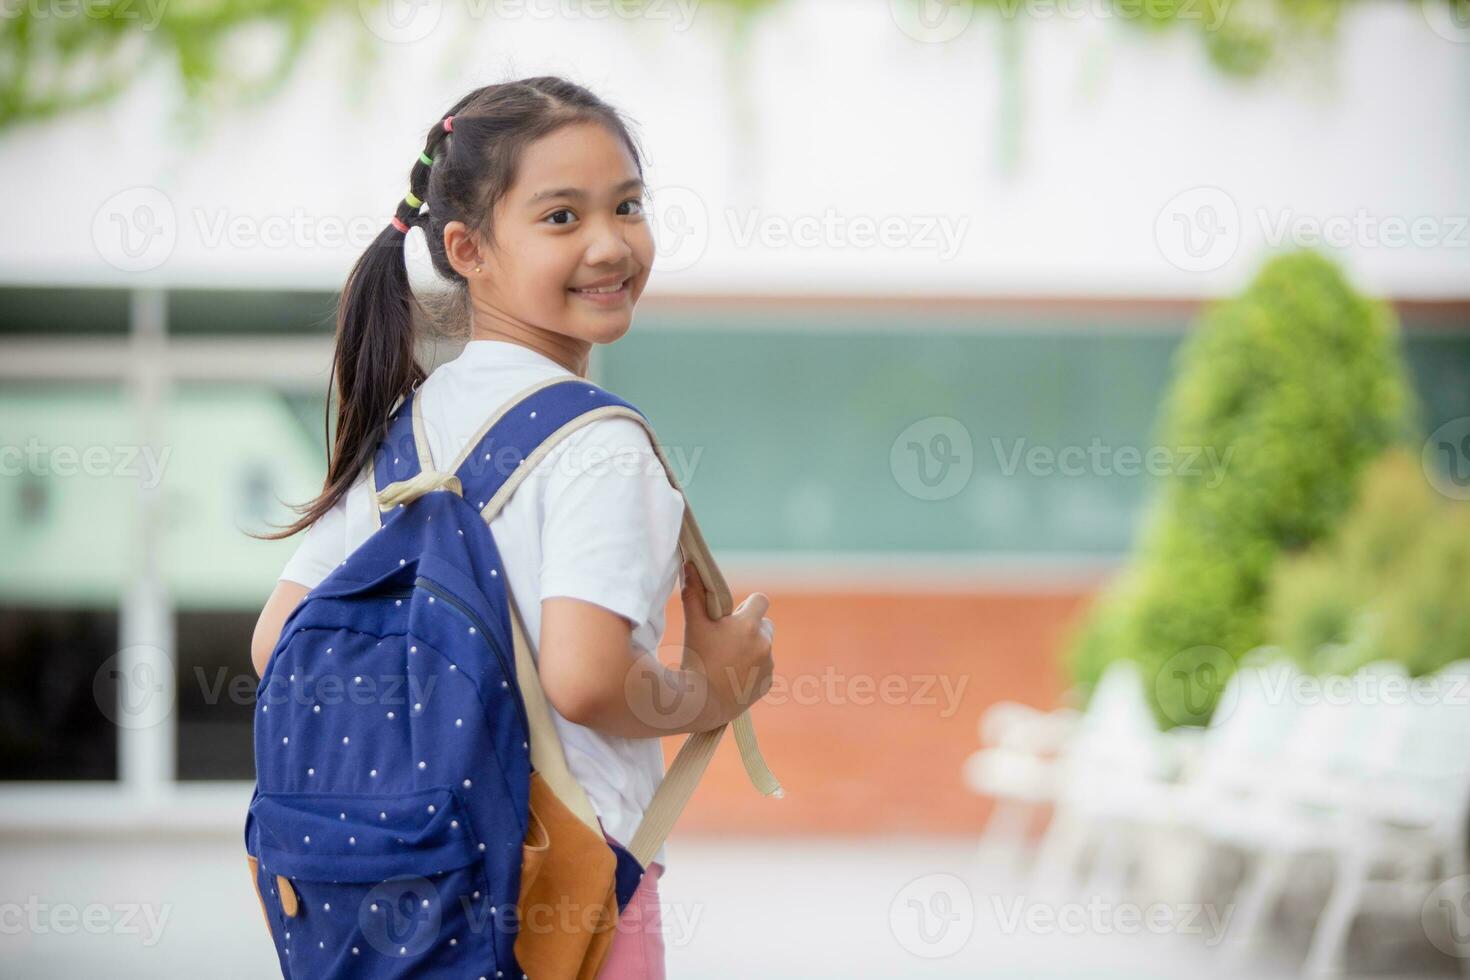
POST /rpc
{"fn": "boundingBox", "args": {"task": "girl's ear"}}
[442,220,484,278]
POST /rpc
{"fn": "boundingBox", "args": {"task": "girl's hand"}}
[679,561,775,727]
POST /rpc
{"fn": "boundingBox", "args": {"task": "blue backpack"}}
[245,377,781,979]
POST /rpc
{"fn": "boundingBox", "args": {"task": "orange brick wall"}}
[654,584,1095,838]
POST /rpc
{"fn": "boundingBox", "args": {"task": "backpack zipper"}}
[413,576,531,739]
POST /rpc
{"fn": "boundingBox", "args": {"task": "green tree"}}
[1066,248,1416,727]
[1270,449,1470,678]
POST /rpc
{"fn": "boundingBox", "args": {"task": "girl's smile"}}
[568,274,633,305]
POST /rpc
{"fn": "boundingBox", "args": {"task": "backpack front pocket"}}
[248,786,504,978]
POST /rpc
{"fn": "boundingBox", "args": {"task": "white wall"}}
[4,0,1467,298]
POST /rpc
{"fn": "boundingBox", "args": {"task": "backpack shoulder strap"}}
[449,377,785,868]
[369,386,435,531]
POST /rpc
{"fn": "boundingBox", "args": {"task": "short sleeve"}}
[277,491,349,589]
[538,417,686,629]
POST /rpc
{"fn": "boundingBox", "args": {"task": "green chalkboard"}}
[596,309,1470,556]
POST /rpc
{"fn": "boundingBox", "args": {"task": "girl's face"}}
[462,121,654,356]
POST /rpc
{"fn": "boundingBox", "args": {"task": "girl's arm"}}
[539,595,728,739]
[252,580,310,678]
[540,560,774,739]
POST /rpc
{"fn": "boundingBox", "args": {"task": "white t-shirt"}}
[277,339,684,870]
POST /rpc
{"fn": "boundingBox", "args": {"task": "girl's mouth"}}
[568,277,630,305]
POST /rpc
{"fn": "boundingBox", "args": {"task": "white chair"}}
[1192,658,1470,975]
[963,700,1079,875]
[1025,660,1177,898]
[1296,659,1470,976]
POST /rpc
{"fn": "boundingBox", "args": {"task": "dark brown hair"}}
[255,76,646,541]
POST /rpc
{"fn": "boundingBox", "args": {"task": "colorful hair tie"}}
[404,190,422,209]
[443,115,454,133]
[418,151,433,167]
[390,216,410,234]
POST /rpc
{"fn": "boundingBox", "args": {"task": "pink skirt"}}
[595,828,666,980]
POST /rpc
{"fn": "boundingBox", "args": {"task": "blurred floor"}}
[0,833,1456,978]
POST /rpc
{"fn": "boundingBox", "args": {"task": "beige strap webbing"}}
[471,399,783,869]
[507,587,603,833]
[374,386,784,870]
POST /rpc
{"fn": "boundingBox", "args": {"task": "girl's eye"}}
[544,199,644,225]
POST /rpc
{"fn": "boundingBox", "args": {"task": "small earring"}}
[473,265,481,275]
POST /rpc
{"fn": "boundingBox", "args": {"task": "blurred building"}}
[1,0,1467,845]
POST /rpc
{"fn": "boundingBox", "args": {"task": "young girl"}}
[248,77,776,980]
